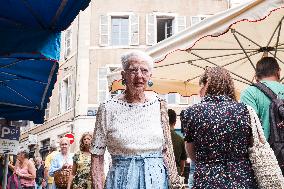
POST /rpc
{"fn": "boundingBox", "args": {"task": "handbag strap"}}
[247,105,267,146]
[159,98,182,188]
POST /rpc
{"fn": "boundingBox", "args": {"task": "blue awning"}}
[0,0,90,123]
[0,55,59,123]
[0,0,90,31]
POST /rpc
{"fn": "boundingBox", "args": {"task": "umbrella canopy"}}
[0,0,90,123]
[143,0,284,95]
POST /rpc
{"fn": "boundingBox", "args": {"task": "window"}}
[58,75,73,114]
[191,15,208,26]
[64,27,72,58]
[157,17,173,43]
[40,139,50,160]
[146,14,186,45]
[160,93,189,105]
[167,93,177,104]
[191,95,202,105]
[179,95,189,104]
[99,14,139,46]
[111,17,129,46]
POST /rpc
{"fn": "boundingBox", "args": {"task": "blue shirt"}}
[49,152,74,177]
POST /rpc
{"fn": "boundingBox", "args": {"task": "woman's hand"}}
[15,170,23,178]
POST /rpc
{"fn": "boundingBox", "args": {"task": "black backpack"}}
[253,82,284,173]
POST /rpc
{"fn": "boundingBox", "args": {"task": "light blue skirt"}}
[105,152,169,189]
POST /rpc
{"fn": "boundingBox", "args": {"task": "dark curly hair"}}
[79,132,93,152]
[199,67,236,101]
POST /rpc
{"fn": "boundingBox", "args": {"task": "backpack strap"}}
[253,82,278,100]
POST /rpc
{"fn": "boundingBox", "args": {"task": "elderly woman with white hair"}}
[91,50,181,189]
[49,137,74,189]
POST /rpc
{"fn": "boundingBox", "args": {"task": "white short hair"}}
[121,50,154,71]
[59,137,70,146]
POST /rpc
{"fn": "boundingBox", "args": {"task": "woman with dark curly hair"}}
[67,132,92,189]
[181,67,258,188]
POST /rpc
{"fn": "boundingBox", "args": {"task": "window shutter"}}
[58,82,62,114]
[67,75,73,110]
[176,16,186,33]
[146,13,156,45]
[45,102,50,120]
[129,14,139,46]
[64,28,72,58]
[100,15,109,46]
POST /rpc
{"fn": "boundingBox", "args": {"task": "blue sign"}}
[0,125,20,140]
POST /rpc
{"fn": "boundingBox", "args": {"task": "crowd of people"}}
[90,50,284,189]
[1,50,284,189]
[0,132,93,189]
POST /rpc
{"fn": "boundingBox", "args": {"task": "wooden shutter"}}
[176,16,186,33]
[64,28,72,58]
[146,13,156,45]
[58,81,62,114]
[130,14,139,46]
[67,75,72,110]
[45,102,50,120]
[99,15,109,46]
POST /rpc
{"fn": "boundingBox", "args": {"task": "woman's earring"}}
[122,79,126,86]
[148,80,153,87]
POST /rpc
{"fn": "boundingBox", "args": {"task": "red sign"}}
[65,133,74,144]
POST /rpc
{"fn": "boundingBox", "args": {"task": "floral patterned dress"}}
[72,151,91,189]
[181,95,258,189]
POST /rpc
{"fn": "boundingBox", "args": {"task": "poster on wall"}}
[0,125,20,154]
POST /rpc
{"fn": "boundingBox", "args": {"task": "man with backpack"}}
[241,56,284,173]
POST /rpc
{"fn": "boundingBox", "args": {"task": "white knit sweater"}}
[91,92,164,156]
